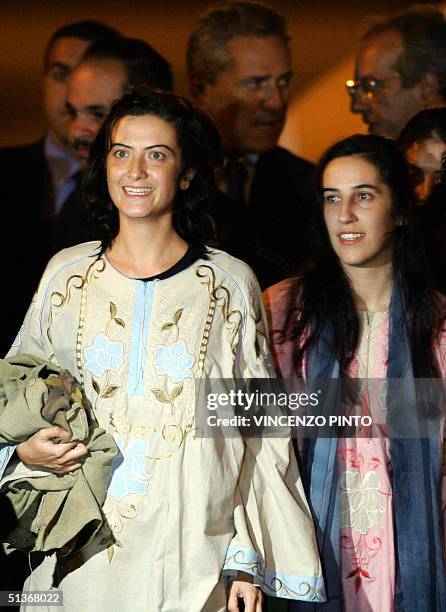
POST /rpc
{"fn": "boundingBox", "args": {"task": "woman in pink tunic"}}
[264,135,446,612]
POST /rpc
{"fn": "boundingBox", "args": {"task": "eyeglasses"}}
[345,75,400,98]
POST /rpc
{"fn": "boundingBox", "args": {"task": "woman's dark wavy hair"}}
[398,108,446,152]
[281,134,444,379]
[84,87,223,256]
[397,108,446,202]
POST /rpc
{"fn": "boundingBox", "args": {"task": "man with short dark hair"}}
[348,8,446,139]
[52,37,173,252]
[67,37,173,167]
[4,21,120,215]
[187,2,315,281]
[42,21,121,154]
[0,20,120,356]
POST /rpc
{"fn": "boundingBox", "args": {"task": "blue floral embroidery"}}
[154,340,194,383]
[108,436,150,502]
[0,445,16,480]
[12,325,24,348]
[223,546,326,602]
[84,333,124,377]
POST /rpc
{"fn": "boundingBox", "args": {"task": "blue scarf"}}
[292,283,446,611]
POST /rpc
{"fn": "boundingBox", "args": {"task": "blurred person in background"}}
[187,1,315,285]
[51,37,173,253]
[1,21,120,219]
[0,21,119,357]
[66,37,173,168]
[398,107,446,204]
[423,156,446,295]
[348,7,446,139]
[398,108,446,295]
[0,21,120,597]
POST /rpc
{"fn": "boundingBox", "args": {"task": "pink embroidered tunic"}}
[264,279,446,612]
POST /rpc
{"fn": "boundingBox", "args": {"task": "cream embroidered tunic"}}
[11,243,324,612]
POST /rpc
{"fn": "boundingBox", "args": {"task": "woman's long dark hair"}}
[398,107,446,152]
[282,134,444,379]
[84,87,223,256]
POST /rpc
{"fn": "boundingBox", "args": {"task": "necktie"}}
[55,169,83,214]
[222,157,248,204]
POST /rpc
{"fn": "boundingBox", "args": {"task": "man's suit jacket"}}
[215,146,315,289]
[0,140,98,354]
[51,179,97,254]
[0,139,54,354]
[249,146,315,267]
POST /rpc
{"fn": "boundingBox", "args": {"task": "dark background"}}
[0,0,434,159]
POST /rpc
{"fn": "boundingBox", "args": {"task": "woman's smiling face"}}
[106,114,191,224]
[322,154,397,271]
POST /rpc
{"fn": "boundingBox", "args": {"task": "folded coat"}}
[0,354,118,555]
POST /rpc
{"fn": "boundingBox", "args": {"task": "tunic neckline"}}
[102,245,201,283]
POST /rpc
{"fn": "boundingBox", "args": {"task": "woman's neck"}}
[106,218,188,278]
[343,262,394,312]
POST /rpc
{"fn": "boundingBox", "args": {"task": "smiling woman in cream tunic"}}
[7,89,324,612]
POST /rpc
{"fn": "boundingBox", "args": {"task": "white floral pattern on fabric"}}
[108,436,150,502]
[84,333,124,377]
[340,470,385,535]
[154,340,194,383]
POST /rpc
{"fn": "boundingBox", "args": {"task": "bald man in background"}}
[348,8,446,139]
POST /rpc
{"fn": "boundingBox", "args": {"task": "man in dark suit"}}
[1,21,119,355]
[348,8,446,140]
[187,2,315,286]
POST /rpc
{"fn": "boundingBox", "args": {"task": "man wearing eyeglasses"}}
[347,8,446,140]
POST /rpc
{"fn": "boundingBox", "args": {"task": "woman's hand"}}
[16,427,88,473]
[227,571,263,612]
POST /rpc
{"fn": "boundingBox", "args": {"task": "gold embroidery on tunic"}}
[109,413,199,461]
[251,307,268,358]
[151,375,183,416]
[161,308,183,341]
[109,302,125,328]
[48,275,84,344]
[76,259,106,384]
[196,265,242,359]
[110,412,132,436]
[196,280,216,377]
[104,493,140,535]
[47,257,105,342]
[149,421,200,460]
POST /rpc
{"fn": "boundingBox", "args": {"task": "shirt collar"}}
[224,151,260,167]
[44,132,80,180]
